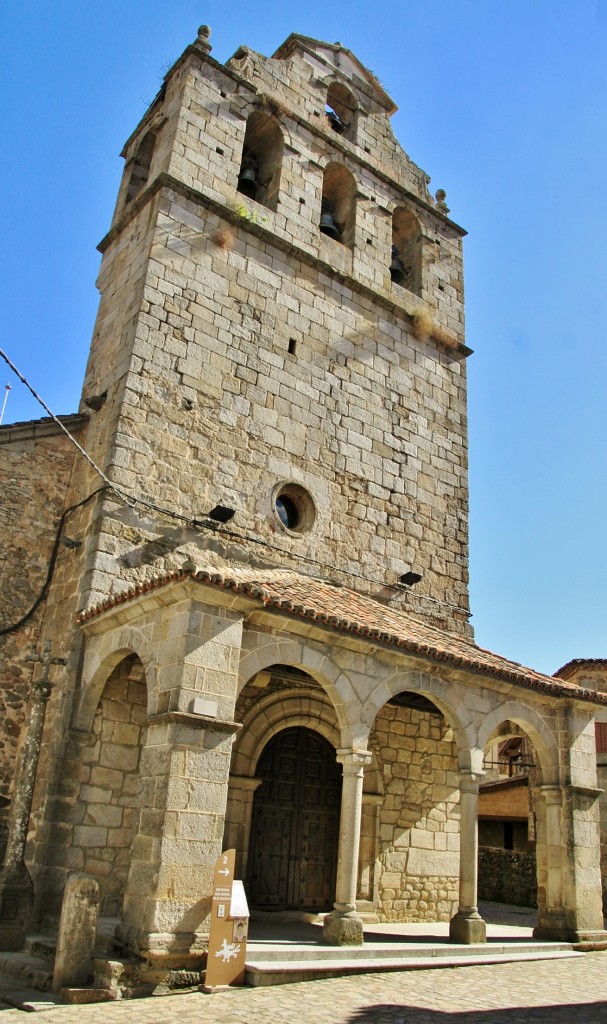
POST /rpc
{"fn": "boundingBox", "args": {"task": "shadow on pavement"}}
[347,1003,607,1023]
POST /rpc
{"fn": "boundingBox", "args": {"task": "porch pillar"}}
[533,705,607,944]
[323,748,371,946]
[116,713,241,966]
[449,770,486,944]
[534,783,606,943]
[115,598,244,966]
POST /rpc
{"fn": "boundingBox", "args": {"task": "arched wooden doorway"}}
[247,727,341,911]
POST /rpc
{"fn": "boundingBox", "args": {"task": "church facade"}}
[1,26,605,973]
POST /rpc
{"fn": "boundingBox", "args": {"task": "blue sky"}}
[1,1,606,675]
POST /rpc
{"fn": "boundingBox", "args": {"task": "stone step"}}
[0,952,54,991]
[24,932,57,963]
[245,947,584,987]
[0,971,66,1012]
[245,939,575,962]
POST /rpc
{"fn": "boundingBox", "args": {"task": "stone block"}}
[73,826,108,848]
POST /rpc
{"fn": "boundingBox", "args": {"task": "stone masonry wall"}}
[0,421,84,858]
[73,35,471,636]
[478,848,537,908]
[370,702,460,921]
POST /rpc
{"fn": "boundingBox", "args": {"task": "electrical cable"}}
[0,348,135,506]
[0,488,107,636]
[1,349,469,617]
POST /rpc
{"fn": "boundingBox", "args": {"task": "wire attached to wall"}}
[1,348,470,625]
[0,487,106,636]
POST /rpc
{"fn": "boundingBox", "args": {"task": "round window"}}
[273,484,315,534]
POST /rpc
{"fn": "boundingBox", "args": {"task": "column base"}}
[115,923,207,968]
[0,863,35,951]
[534,924,607,949]
[323,909,364,946]
[449,909,486,945]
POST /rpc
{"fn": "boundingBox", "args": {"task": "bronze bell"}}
[319,201,342,241]
[390,244,406,284]
[237,151,259,199]
[326,108,344,134]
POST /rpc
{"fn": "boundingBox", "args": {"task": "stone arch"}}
[477,701,559,785]
[325,80,358,142]
[319,162,357,248]
[71,652,148,916]
[125,129,156,204]
[76,625,156,731]
[360,669,476,756]
[232,687,341,778]
[237,109,284,210]
[361,668,467,923]
[238,638,357,743]
[391,206,423,295]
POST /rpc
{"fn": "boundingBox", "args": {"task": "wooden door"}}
[247,728,341,911]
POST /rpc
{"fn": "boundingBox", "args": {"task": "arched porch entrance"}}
[247,727,341,911]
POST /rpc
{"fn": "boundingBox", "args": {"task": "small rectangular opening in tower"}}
[288,339,297,356]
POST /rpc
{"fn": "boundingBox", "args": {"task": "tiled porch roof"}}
[77,567,607,705]
[554,659,607,680]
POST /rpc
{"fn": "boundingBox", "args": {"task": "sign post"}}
[204,849,250,991]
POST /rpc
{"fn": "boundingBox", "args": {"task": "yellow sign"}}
[204,849,249,990]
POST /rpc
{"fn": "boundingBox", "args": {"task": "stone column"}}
[224,776,262,881]
[449,770,486,944]
[533,784,567,939]
[0,641,65,950]
[323,748,371,946]
[534,782,606,943]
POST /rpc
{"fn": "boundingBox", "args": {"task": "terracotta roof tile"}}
[77,567,607,705]
[554,658,607,680]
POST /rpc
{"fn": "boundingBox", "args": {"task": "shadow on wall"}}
[347,1004,607,1023]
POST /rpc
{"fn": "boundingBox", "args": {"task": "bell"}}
[390,245,406,284]
[237,152,259,199]
[319,203,342,240]
[326,109,344,134]
[237,165,258,199]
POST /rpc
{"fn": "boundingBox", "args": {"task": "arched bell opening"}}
[479,721,541,913]
[319,162,357,248]
[368,689,461,923]
[125,130,157,205]
[391,206,423,295]
[236,110,284,210]
[325,82,358,143]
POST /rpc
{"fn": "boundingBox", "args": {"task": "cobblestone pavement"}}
[2,953,607,1023]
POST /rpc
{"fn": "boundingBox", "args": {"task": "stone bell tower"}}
[79,24,471,635]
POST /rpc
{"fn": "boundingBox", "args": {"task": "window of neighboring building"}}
[595,722,607,753]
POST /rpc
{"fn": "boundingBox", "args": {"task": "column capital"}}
[336,748,372,769]
[537,784,563,806]
[459,770,484,794]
